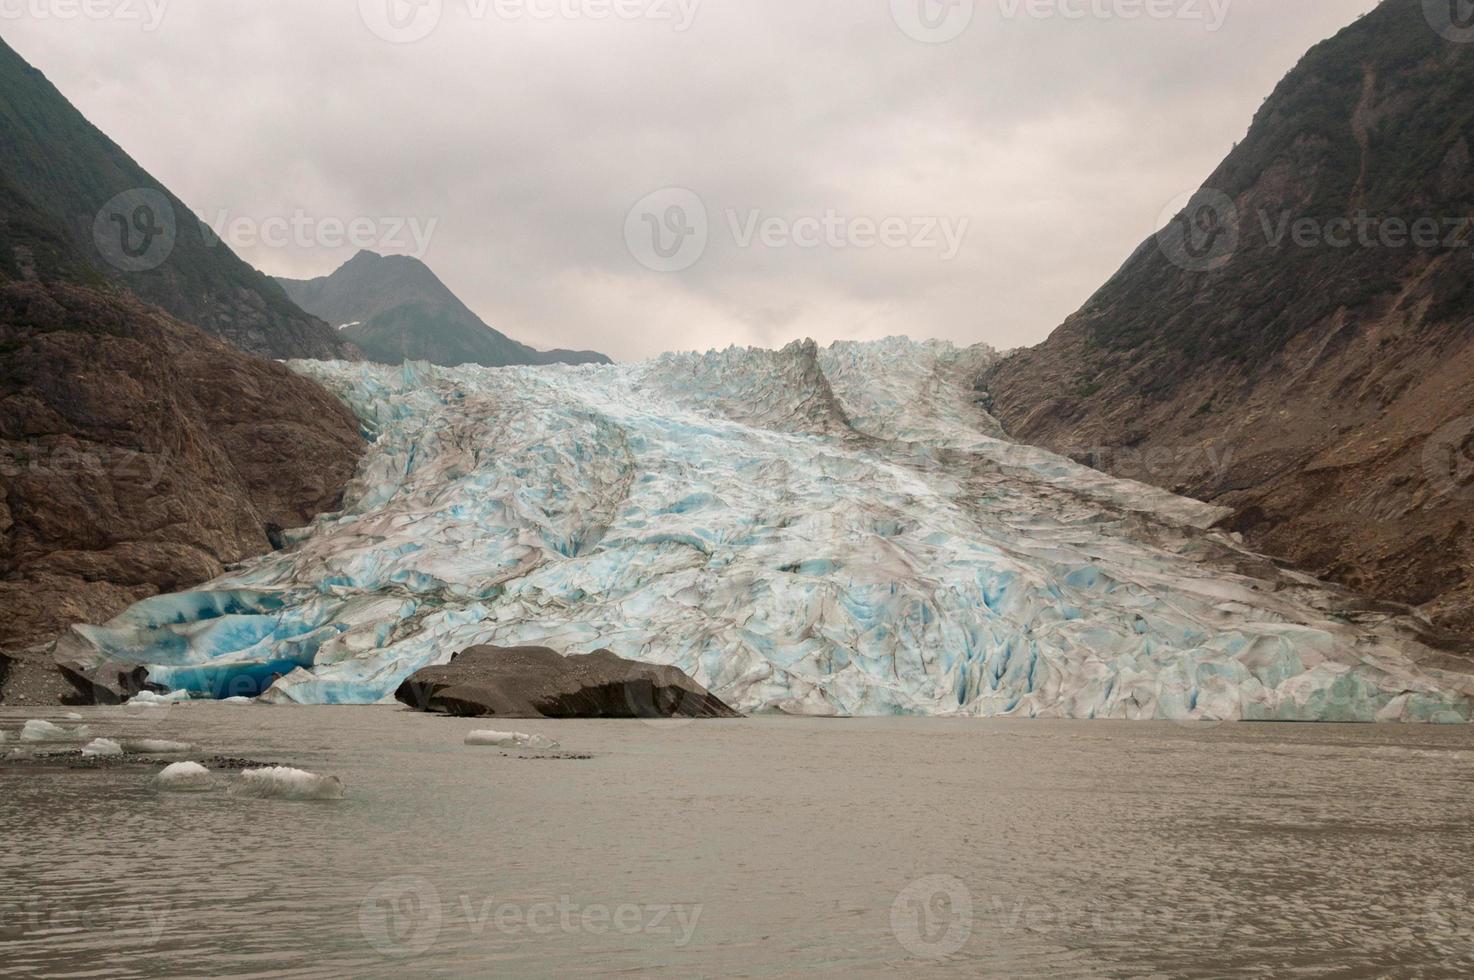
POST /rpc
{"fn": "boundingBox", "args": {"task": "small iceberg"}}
[465,730,561,750]
[128,690,192,707]
[64,712,84,721]
[231,767,344,801]
[153,761,215,792]
[21,719,89,742]
[82,738,124,757]
[125,739,193,754]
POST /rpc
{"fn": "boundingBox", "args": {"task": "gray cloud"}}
[3,0,1380,360]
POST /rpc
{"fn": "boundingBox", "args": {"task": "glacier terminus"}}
[60,339,1474,721]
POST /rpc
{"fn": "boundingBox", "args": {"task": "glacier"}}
[59,338,1474,721]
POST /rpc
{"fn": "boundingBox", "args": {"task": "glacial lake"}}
[2,707,1473,978]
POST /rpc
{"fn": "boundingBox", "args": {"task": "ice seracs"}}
[57,338,1474,722]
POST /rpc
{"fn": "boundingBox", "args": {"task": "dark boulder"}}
[395,645,741,719]
[55,656,160,705]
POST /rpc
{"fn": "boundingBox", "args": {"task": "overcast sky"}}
[4,0,1380,361]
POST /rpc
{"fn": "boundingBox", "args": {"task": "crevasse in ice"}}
[62,338,1474,721]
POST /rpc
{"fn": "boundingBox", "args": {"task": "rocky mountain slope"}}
[0,40,365,702]
[277,250,609,367]
[980,0,1474,644]
[0,36,353,361]
[0,280,363,703]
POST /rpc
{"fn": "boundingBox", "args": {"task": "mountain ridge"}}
[0,35,353,361]
[277,250,610,368]
[979,0,1474,643]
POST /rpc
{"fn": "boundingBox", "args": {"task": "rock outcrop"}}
[0,280,364,701]
[395,645,741,719]
[980,0,1474,644]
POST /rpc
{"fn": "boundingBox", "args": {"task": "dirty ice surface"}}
[63,339,1474,721]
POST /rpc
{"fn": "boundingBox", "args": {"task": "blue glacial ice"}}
[59,338,1474,721]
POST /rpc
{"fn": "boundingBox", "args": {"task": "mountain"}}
[0,40,365,703]
[979,0,1474,643]
[0,280,364,704]
[56,339,1474,719]
[0,36,352,360]
[277,250,610,368]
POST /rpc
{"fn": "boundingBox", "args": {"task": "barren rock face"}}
[396,645,741,719]
[981,3,1474,645]
[0,280,363,670]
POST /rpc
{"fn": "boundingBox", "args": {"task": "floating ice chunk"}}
[222,697,255,705]
[153,761,215,792]
[64,712,84,721]
[231,766,345,801]
[21,719,87,741]
[128,690,192,706]
[82,738,124,757]
[465,730,560,750]
[125,739,193,754]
